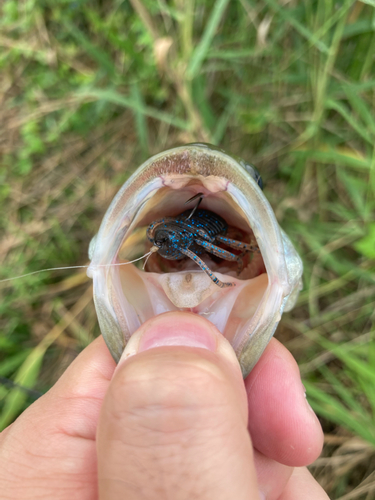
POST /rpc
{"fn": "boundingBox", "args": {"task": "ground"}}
[0,1,374,498]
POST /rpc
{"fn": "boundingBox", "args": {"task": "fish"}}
[87,143,303,378]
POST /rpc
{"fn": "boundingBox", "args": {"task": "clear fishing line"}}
[0,251,154,285]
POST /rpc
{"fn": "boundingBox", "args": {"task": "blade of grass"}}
[77,88,190,130]
[326,99,373,144]
[187,0,230,79]
[130,83,149,158]
[304,381,375,446]
[0,345,45,429]
[336,169,368,216]
[212,97,239,145]
[319,365,371,420]
[312,0,351,127]
[293,149,372,170]
[0,350,31,377]
[297,263,372,306]
[64,21,117,77]
[263,0,330,53]
[318,337,375,386]
[367,337,375,415]
[342,84,375,135]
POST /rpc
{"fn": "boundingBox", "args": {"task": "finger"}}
[254,449,293,500]
[0,336,115,445]
[0,336,116,499]
[32,335,116,439]
[245,338,324,466]
[97,312,262,500]
[277,467,330,500]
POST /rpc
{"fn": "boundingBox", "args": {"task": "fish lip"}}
[88,144,303,377]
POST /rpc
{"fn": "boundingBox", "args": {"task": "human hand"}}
[0,312,328,499]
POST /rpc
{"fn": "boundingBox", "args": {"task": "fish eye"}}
[239,161,264,190]
[254,169,263,190]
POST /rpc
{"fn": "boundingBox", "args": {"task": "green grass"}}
[1,0,375,497]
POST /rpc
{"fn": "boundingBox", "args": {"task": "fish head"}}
[87,143,303,377]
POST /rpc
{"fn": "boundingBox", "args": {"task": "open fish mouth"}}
[88,144,303,377]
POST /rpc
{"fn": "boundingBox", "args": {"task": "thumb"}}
[97,312,261,500]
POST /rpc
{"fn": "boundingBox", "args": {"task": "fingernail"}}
[259,491,266,500]
[138,320,217,352]
[117,313,240,370]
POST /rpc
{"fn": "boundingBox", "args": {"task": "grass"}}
[1,0,375,497]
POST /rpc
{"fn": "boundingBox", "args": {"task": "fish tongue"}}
[157,270,244,309]
[157,271,247,333]
[158,271,219,308]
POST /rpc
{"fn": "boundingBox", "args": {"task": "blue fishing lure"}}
[147,194,259,288]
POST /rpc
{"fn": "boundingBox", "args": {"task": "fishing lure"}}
[87,143,303,377]
[147,193,260,288]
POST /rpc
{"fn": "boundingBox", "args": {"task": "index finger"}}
[245,338,324,467]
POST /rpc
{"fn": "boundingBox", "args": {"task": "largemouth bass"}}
[87,143,303,377]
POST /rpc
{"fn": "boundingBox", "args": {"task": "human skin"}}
[0,312,329,499]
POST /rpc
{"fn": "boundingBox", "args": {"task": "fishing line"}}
[0,251,155,285]
[143,245,159,270]
[0,376,44,399]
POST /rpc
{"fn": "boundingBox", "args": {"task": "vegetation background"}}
[1,0,374,497]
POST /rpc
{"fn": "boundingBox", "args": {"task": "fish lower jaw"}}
[115,264,269,347]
